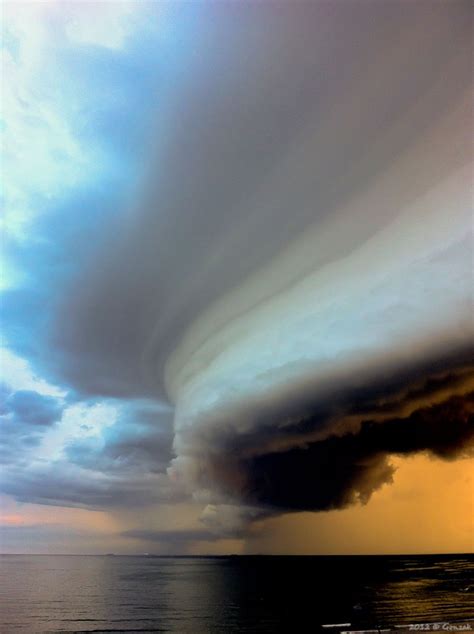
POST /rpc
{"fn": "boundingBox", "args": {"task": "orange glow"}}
[244,454,474,555]
[0,514,24,526]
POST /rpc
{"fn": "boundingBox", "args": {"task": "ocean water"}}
[0,554,472,632]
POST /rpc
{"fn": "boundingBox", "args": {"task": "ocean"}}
[0,554,472,632]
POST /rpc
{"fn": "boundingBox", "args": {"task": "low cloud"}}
[239,392,474,512]
[169,370,473,532]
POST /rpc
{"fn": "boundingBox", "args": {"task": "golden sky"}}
[243,454,474,555]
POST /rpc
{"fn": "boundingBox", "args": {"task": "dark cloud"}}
[170,351,473,474]
[218,392,474,513]
[162,361,474,534]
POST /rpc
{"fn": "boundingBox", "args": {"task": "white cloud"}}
[64,2,140,50]
[0,0,148,290]
[39,401,118,460]
[1,2,85,239]
[0,348,65,398]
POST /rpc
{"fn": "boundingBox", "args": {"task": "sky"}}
[0,1,472,555]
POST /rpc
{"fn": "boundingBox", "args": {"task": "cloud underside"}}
[233,392,474,512]
[169,360,473,534]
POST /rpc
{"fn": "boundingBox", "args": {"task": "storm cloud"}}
[4,2,472,536]
[240,392,474,512]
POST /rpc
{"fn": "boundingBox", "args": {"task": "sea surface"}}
[0,554,472,632]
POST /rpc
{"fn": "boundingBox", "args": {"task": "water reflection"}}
[0,555,472,632]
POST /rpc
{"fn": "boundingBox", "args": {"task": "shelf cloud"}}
[2,1,472,548]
